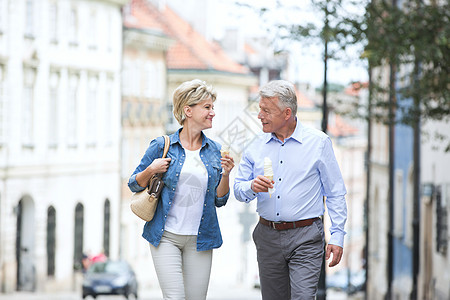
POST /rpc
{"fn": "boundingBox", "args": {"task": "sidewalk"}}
[0,286,262,300]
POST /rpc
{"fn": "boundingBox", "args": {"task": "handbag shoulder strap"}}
[162,135,170,158]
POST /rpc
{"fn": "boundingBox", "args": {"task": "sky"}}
[212,0,369,87]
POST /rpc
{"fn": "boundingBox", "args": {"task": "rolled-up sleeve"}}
[128,174,146,192]
[215,190,230,207]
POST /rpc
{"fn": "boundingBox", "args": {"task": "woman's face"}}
[187,98,215,130]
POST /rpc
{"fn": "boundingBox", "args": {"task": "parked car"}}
[82,260,138,299]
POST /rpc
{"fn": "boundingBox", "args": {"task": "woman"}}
[128,79,234,300]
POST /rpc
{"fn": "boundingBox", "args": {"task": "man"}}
[234,80,347,300]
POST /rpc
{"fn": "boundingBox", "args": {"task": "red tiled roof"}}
[244,43,257,55]
[328,115,359,137]
[344,81,369,97]
[295,87,316,109]
[125,0,248,74]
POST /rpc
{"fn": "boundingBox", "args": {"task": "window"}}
[394,170,404,237]
[48,72,59,147]
[0,0,8,34]
[0,64,5,144]
[103,200,111,257]
[67,74,78,147]
[144,62,155,98]
[86,75,98,146]
[133,60,140,97]
[87,10,97,50]
[156,61,165,98]
[25,0,35,37]
[106,12,112,52]
[74,203,84,271]
[104,78,113,145]
[47,206,56,277]
[68,8,78,46]
[48,2,58,42]
[122,59,132,97]
[436,185,448,255]
[22,68,36,146]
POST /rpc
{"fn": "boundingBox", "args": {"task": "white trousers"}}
[150,231,213,300]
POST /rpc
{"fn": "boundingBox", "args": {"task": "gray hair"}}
[173,79,217,125]
[259,80,297,115]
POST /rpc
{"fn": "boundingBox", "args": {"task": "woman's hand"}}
[147,158,171,174]
[220,155,235,176]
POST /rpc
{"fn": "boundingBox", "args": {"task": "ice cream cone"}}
[220,145,230,158]
[264,157,275,197]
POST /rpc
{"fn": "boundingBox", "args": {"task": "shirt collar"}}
[171,128,211,148]
[263,118,303,144]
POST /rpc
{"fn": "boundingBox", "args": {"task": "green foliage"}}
[362,1,450,126]
[247,0,449,136]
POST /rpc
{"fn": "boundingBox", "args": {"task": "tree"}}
[347,0,450,149]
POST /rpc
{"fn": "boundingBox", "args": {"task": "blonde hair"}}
[172,79,217,125]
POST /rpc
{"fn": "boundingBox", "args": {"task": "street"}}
[0,287,356,300]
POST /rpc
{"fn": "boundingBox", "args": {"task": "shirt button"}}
[172,188,175,191]
[280,161,283,164]
[199,232,201,234]
[207,189,209,192]
[176,174,179,176]
[277,196,280,199]
[204,204,207,207]
[179,162,182,165]
[279,178,281,181]
[277,213,279,216]
[169,202,171,204]
[206,164,208,166]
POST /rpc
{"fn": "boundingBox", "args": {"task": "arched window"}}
[73,203,84,271]
[47,206,56,276]
[103,199,111,257]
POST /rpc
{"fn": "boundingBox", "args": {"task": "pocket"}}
[312,219,325,243]
[252,223,260,245]
[211,162,221,179]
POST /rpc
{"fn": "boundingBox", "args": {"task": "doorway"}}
[15,197,36,291]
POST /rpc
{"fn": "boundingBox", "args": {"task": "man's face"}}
[258,97,288,133]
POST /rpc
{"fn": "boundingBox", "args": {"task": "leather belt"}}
[259,217,319,230]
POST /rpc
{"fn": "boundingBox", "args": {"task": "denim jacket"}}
[128,129,229,251]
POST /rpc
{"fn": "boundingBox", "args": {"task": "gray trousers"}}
[252,218,325,300]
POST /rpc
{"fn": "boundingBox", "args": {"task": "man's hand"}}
[325,244,343,267]
[251,175,274,193]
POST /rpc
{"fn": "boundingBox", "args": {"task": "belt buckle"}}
[272,221,282,229]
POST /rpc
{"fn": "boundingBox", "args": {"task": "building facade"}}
[0,0,126,293]
[121,0,259,290]
[418,119,450,300]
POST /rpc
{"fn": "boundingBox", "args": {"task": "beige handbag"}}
[130,135,170,221]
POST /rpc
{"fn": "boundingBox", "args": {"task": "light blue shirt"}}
[233,121,347,247]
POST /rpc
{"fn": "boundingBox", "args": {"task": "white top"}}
[165,148,208,235]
